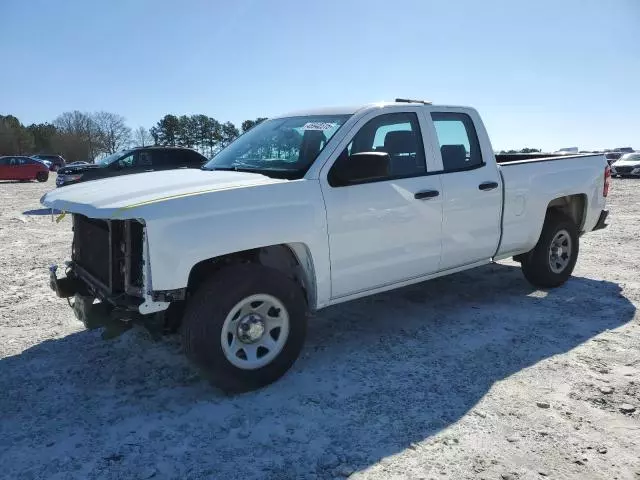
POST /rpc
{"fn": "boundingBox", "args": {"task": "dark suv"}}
[32,154,66,171]
[56,147,208,188]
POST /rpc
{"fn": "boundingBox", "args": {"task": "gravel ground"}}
[0,175,639,480]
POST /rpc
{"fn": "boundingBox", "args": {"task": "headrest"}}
[441,144,467,169]
[384,130,417,154]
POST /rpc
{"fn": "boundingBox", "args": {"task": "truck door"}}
[320,109,444,299]
[6,157,20,180]
[0,157,12,180]
[24,158,40,178]
[428,111,502,270]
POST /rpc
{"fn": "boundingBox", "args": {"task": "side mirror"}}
[330,152,390,186]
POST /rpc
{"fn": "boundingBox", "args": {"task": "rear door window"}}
[136,151,154,167]
[431,112,483,172]
[146,150,176,168]
[184,150,205,166]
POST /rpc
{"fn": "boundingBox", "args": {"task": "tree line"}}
[498,148,541,154]
[0,112,267,162]
[149,115,267,157]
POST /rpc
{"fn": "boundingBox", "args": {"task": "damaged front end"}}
[49,214,173,337]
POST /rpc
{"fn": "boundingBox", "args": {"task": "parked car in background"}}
[65,161,90,167]
[0,156,49,182]
[604,152,624,165]
[611,153,640,177]
[555,147,579,154]
[31,154,66,171]
[55,146,208,187]
[37,159,53,169]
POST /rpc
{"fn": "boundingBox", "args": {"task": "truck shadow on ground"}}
[22,208,62,215]
[0,263,635,479]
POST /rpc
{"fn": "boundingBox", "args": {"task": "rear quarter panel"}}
[20,164,36,180]
[497,155,606,258]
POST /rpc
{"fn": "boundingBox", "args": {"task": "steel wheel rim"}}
[220,293,290,370]
[548,229,572,274]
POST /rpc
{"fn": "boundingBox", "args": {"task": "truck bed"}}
[495,153,607,259]
[496,153,599,164]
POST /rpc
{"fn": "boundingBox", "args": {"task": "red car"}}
[0,156,50,182]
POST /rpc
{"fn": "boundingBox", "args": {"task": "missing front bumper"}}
[49,263,142,309]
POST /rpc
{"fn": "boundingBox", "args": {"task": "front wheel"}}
[36,172,48,182]
[182,264,307,392]
[520,211,579,288]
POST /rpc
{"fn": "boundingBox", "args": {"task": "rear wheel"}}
[36,172,48,182]
[520,211,579,288]
[182,264,307,392]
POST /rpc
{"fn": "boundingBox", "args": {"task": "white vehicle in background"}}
[555,147,579,155]
[42,99,611,392]
[611,152,640,177]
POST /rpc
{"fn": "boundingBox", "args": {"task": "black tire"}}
[182,263,307,393]
[520,211,579,288]
[36,172,48,182]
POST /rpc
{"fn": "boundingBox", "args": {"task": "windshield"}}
[96,150,131,166]
[203,115,351,179]
[620,153,640,162]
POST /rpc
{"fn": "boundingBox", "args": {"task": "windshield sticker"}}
[303,122,336,131]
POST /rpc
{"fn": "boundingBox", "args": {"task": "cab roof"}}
[274,99,436,119]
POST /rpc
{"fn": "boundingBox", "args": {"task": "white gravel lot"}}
[0,175,639,480]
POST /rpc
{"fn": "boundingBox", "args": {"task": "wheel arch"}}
[513,193,586,263]
[546,193,587,231]
[187,242,318,310]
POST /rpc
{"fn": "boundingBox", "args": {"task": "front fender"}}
[142,180,331,306]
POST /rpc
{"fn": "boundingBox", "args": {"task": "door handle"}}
[478,181,499,191]
[414,190,440,200]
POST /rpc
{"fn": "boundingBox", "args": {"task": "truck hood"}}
[41,169,285,218]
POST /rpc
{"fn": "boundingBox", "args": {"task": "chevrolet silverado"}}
[42,100,611,392]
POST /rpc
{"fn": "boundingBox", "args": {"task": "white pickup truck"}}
[43,100,611,392]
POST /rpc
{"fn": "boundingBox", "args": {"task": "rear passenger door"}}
[428,111,502,270]
[147,150,176,171]
[23,158,40,177]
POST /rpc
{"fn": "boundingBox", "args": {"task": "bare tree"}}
[133,126,153,147]
[93,112,132,154]
[53,111,100,161]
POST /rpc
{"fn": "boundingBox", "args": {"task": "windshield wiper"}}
[205,165,300,180]
[204,160,259,171]
[209,166,259,173]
